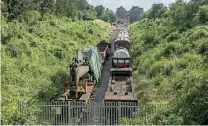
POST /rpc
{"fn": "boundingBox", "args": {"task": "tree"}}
[4,0,37,19]
[77,0,88,11]
[107,9,117,23]
[129,6,144,23]
[116,6,128,19]
[2,0,116,22]
[83,10,97,20]
[2,0,56,19]
[197,5,208,24]
[39,0,56,16]
[101,8,116,23]
[169,0,193,29]
[95,5,105,19]
[55,0,69,16]
[190,0,208,6]
[101,13,109,22]
[148,3,167,19]
[1,1,6,13]
[55,0,80,18]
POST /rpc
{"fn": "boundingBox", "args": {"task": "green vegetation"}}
[1,10,112,124]
[116,6,144,23]
[1,0,116,23]
[116,6,128,19]
[129,6,144,24]
[129,0,208,125]
[1,0,115,124]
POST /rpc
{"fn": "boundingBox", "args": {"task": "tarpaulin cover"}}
[77,46,103,82]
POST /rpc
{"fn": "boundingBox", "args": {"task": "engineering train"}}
[53,22,137,125]
[56,24,137,103]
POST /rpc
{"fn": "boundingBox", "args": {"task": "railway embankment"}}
[1,15,112,123]
[127,9,208,125]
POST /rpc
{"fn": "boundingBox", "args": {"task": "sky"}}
[87,0,176,12]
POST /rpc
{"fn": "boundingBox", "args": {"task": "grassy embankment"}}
[125,17,208,124]
[1,13,112,123]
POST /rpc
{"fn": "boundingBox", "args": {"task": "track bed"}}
[94,55,112,102]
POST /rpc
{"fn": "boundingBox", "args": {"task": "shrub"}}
[19,10,41,24]
[167,31,180,42]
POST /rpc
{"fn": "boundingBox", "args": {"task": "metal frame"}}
[33,101,138,125]
[112,57,131,68]
[8,101,169,125]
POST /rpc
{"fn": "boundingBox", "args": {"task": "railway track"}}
[94,27,118,102]
[94,55,113,102]
[42,25,138,125]
[61,28,119,125]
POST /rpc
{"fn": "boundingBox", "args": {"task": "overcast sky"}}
[87,0,176,11]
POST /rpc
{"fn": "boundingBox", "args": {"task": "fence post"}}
[118,102,121,124]
[68,101,71,125]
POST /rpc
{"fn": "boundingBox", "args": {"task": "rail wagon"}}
[96,40,110,63]
[57,40,110,103]
[104,25,137,123]
[105,25,137,102]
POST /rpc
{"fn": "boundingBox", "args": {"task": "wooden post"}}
[64,80,69,92]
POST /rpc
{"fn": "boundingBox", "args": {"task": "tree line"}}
[1,0,117,23]
[116,0,207,24]
[116,6,144,23]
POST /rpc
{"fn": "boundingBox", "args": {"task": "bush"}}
[6,43,22,57]
[167,31,180,42]
[19,10,41,24]
[197,5,208,24]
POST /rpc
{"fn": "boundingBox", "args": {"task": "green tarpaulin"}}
[77,46,103,82]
